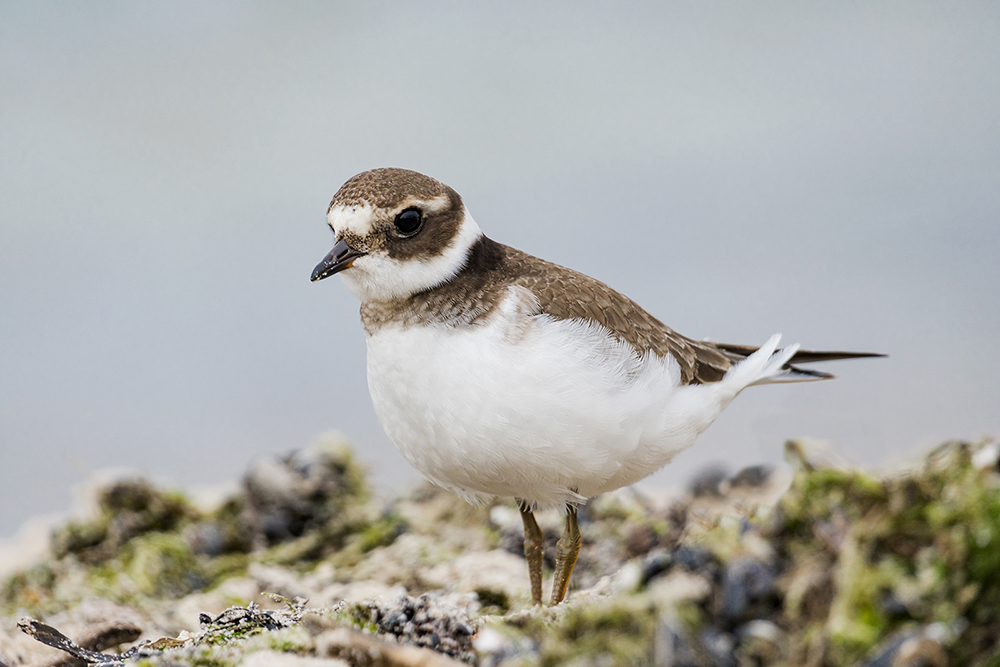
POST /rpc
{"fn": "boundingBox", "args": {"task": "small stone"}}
[729,465,773,489]
[879,590,909,617]
[472,627,506,653]
[654,618,703,667]
[624,523,657,556]
[736,619,781,643]
[699,628,737,667]
[384,612,406,632]
[736,620,782,662]
[610,560,643,593]
[641,549,673,584]
[362,593,477,661]
[861,626,951,667]
[971,440,1000,470]
[672,546,717,576]
[720,557,775,621]
[689,466,729,497]
[185,522,226,556]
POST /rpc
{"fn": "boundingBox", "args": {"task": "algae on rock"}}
[3,437,1000,667]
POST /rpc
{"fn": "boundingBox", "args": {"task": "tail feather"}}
[781,365,836,381]
[715,342,886,365]
[719,333,884,388]
[748,336,806,386]
[722,334,796,388]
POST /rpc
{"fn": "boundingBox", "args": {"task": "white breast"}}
[364,289,737,508]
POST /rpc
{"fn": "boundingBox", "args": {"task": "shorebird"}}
[311,167,880,606]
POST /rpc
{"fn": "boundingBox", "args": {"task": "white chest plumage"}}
[364,288,774,507]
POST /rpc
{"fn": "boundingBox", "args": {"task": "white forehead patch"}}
[327,203,376,238]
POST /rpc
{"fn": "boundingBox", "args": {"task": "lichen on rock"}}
[2,437,1000,667]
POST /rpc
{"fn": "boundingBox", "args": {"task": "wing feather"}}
[502,245,731,384]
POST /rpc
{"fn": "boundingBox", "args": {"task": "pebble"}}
[729,465,773,489]
[672,546,718,576]
[364,593,477,662]
[720,557,775,621]
[641,548,673,585]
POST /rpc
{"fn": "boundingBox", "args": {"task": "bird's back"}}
[361,236,737,384]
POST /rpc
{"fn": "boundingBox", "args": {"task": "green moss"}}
[984,654,1000,667]
[48,478,201,569]
[51,520,108,558]
[183,648,235,667]
[512,598,658,667]
[305,437,372,509]
[99,480,197,532]
[672,602,706,637]
[7,439,1000,667]
[207,496,253,554]
[258,533,325,566]
[203,553,250,585]
[783,467,887,529]
[92,532,204,600]
[0,561,58,616]
[356,512,406,553]
[962,484,1000,587]
[334,600,377,631]
[475,587,511,615]
[202,628,263,645]
[828,551,902,661]
[137,627,315,667]
[318,510,409,570]
[261,626,313,653]
[769,442,1000,665]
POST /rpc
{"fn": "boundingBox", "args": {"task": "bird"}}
[311,167,882,606]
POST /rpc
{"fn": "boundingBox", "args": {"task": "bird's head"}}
[311,168,482,302]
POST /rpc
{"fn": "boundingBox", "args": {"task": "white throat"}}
[340,207,483,302]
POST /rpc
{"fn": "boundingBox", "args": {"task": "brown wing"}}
[499,244,734,385]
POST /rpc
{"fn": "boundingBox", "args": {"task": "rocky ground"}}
[1,435,999,667]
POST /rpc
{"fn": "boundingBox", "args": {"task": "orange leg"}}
[518,501,545,606]
[550,504,581,605]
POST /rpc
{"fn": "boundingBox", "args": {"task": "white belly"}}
[365,308,731,507]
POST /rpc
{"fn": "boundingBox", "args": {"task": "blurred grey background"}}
[2,2,998,538]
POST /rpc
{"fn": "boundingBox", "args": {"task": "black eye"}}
[394,208,423,237]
